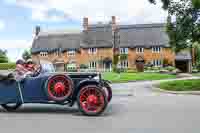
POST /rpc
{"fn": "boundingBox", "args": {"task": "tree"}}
[165,0,200,52]
[22,49,31,61]
[149,0,200,9]
[0,49,8,63]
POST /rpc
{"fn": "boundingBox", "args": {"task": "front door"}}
[136,62,144,72]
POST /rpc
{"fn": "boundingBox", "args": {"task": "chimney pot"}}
[35,26,41,36]
[83,17,89,31]
[111,16,116,31]
[112,16,116,24]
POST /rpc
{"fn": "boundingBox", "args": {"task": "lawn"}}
[159,79,200,91]
[102,72,176,83]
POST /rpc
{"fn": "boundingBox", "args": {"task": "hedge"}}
[0,63,16,70]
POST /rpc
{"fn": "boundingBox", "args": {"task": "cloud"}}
[0,39,32,49]
[0,20,5,31]
[9,0,167,24]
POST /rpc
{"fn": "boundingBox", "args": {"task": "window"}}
[40,52,48,57]
[152,46,161,53]
[67,49,76,56]
[119,60,128,68]
[55,51,60,56]
[136,47,144,53]
[152,59,162,67]
[89,61,97,69]
[120,48,128,54]
[88,48,97,54]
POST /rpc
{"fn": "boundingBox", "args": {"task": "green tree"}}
[166,0,200,52]
[0,49,8,63]
[22,49,31,61]
[149,0,200,9]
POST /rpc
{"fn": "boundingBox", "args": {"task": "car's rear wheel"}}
[1,103,22,111]
[77,85,108,116]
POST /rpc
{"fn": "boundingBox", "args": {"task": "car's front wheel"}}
[1,103,22,111]
[77,85,108,116]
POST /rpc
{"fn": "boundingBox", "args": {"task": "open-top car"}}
[0,61,112,116]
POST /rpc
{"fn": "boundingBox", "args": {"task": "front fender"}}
[71,79,100,104]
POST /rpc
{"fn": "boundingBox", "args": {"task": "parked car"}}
[0,61,112,116]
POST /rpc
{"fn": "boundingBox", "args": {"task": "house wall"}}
[78,48,113,69]
[128,48,175,68]
[32,47,175,70]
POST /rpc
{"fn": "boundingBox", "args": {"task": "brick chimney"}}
[35,26,41,36]
[83,17,89,31]
[111,16,116,31]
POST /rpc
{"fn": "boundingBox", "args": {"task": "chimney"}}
[35,26,41,36]
[111,16,116,31]
[83,17,89,31]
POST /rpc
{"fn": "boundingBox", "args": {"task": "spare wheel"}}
[45,75,73,102]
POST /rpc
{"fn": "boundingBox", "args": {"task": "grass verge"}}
[159,79,200,91]
[102,72,176,83]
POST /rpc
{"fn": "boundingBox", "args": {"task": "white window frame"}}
[55,51,60,56]
[120,48,128,54]
[152,46,162,53]
[136,47,144,53]
[67,49,76,56]
[40,52,48,57]
[88,48,97,54]
[89,61,97,69]
[119,60,128,68]
[152,59,162,67]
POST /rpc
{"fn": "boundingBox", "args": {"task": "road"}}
[1,81,200,133]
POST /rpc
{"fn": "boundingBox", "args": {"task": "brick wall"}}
[32,47,175,69]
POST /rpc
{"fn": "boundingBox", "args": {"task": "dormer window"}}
[88,48,97,54]
[152,46,161,53]
[67,49,76,56]
[136,47,144,53]
[40,52,48,57]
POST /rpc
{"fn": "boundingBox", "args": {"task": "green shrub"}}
[80,64,88,69]
[192,66,199,73]
[0,63,16,70]
[165,66,176,72]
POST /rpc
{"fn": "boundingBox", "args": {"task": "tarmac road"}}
[0,81,200,133]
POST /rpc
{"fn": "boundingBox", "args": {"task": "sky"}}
[0,0,167,61]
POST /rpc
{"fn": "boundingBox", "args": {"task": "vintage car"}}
[0,61,112,116]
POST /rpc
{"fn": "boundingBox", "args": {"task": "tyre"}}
[1,103,22,111]
[77,85,108,116]
[102,82,112,102]
[45,75,73,102]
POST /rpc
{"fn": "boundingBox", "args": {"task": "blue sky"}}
[0,0,167,61]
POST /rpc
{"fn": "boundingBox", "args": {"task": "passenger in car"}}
[15,59,29,81]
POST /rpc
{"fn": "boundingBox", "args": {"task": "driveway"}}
[0,79,200,133]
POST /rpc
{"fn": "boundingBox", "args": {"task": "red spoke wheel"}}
[46,75,73,102]
[77,85,108,116]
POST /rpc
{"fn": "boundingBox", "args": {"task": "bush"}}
[192,66,199,73]
[80,64,88,69]
[196,62,200,72]
[165,66,176,72]
[0,63,16,70]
